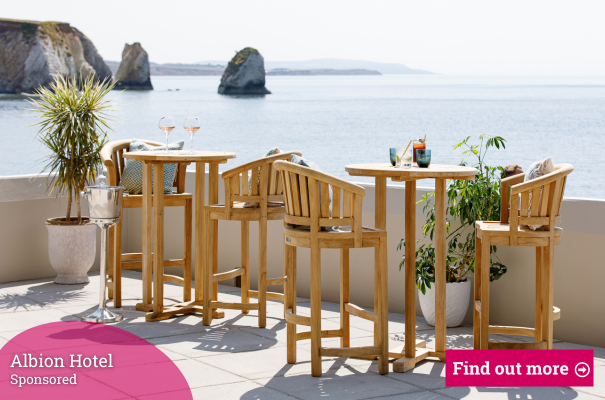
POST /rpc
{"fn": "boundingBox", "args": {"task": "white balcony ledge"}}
[1,171,604,352]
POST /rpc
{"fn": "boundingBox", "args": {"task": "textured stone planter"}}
[418,279,471,327]
[45,219,96,284]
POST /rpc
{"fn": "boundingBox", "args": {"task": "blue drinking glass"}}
[389,148,397,166]
[416,149,431,168]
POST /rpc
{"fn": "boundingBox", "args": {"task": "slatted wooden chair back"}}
[500,163,574,238]
[100,139,188,194]
[221,151,302,218]
[273,160,366,248]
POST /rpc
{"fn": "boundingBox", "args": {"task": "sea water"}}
[1,75,603,199]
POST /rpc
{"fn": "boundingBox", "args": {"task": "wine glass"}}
[158,116,176,153]
[184,117,200,154]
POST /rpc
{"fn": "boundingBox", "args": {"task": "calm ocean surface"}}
[1,75,604,199]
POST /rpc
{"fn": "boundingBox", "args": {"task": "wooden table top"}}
[124,150,237,163]
[345,163,478,181]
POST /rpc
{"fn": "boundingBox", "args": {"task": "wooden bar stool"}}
[202,151,302,328]
[101,140,192,309]
[474,163,573,350]
[274,161,389,377]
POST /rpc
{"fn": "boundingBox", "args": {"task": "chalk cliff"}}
[218,47,270,95]
[113,42,153,90]
[0,19,111,93]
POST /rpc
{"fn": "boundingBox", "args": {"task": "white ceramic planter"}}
[418,279,471,327]
[46,220,96,284]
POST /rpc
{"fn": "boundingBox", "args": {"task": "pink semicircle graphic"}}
[0,321,192,399]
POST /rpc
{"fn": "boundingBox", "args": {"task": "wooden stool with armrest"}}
[474,163,573,350]
[274,160,389,377]
[202,151,302,328]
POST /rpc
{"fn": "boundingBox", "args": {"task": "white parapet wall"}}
[1,171,604,348]
[0,174,103,282]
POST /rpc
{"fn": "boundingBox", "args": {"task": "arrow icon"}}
[575,362,590,378]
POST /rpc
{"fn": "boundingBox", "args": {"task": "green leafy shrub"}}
[398,134,508,294]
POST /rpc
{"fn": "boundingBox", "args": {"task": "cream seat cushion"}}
[523,156,555,230]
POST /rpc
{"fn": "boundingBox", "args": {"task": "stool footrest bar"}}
[210,301,259,311]
[285,308,311,326]
[489,325,535,337]
[267,277,286,286]
[213,268,245,282]
[296,329,343,341]
[163,274,185,286]
[249,290,285,302]
[320,346,381,358]
[344,303,378,323]
[122,253,143,261]
[161,259,186,267]
[121,259,186,269]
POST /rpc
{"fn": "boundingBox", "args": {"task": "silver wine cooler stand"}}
[81,186,125,323]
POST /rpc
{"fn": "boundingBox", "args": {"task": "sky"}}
[4,0,605,75]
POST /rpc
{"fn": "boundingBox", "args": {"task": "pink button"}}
[446,349,594,387]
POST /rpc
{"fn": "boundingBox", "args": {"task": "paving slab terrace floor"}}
[0,270,603,400]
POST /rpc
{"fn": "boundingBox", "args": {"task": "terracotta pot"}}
[45,218,96,284]
[418,279,471,327]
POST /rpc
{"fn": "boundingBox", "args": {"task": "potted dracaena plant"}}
[398,133,508,327]
[28,75,116,284]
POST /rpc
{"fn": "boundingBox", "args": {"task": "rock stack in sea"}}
[0,19,111,93]
[218,47,271,95]
[113,42,153,90]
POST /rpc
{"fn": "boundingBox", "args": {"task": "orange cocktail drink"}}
[413,140,426,164]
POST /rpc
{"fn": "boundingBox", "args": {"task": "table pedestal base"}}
[135,302,154,312]
[136,301,225,322]
[355,339,427,360]
[393,348,446,373]
[389,339,427,359]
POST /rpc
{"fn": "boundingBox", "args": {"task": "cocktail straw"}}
[423,134,426,142]
[403,139,412,155]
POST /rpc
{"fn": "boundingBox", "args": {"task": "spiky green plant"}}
[27,75,117,224]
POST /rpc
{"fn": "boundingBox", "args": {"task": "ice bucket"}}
[80,185,125,323]
[82,186,124,221]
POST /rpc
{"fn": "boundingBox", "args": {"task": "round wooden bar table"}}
[345,163,477,372]
[123,150,236,322]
